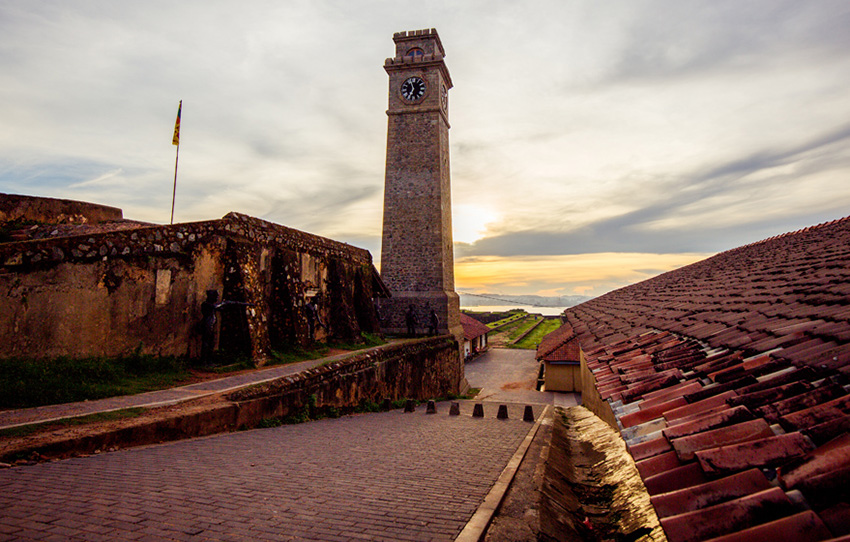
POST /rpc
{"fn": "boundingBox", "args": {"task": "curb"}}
[455,403,553,542]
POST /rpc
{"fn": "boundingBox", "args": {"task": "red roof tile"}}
[659,487,796,542]
[629,435,673,461]
[662,405,756,440]
[562,216,850,541]
[778,433,850,492]
[459,313,490,341]
[663,391,738,422]
[536,321,581,362]
[649,468,771,519]
[700,510,834,542]
[635,450,683,479]
[695,432,815,477]
[671,418,775,462]
[643,462,708,495]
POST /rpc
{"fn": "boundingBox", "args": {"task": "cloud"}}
[456,253,711,298]
[2,1,850,297]
[68,169,125,189]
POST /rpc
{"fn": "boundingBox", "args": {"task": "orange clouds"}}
[455,252,712,298]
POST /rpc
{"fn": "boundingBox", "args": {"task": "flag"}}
[172,100,182,146]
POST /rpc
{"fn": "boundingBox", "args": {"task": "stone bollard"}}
[472,403,484,418]
[497,404,509,419]
[523,405,535,422]
[426,400,437,414]
[449,402,460,416]
[404,400,416,413]
[382,398,392,411]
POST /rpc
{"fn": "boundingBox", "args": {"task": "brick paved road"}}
[465,348,579,407]
[0,402,541,542]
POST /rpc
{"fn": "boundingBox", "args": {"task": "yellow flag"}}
[172,100,182,146]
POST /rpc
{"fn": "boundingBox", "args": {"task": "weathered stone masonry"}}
[1,338,463,461]
[0,211,385,364]
[379,29,461,341]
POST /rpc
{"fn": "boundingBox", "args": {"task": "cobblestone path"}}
[0,402,540,541]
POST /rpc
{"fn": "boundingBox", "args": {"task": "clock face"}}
[441,85,448,110]
[401,77,426,101]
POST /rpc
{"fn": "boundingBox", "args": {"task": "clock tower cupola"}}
[379,29,462,346]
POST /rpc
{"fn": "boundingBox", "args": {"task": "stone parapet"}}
[0,339,464,462]
[0,193,122,225]
[0,212,371,272]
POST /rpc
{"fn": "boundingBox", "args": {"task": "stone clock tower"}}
[379,29,462,342]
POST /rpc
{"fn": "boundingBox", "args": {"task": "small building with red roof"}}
[460,312,490,361]
[536,321,584,392]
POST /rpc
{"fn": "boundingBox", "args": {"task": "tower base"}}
[379,290,463,341]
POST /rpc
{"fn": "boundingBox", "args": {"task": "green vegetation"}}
[505,315,543,342]
[510,318,562,350]
[216,333,387,373]
[0,351,191,409]
[0,408,147,439]
[486,311,529,329]
[0,333,382,410]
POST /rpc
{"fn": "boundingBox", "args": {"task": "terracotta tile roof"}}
[562,216,850,541]
[459,313,490,341]
[536,321,581,363]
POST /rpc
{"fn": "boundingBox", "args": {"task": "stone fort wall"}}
[0,192,122,225]
[0,212,382,363]
[2,338,463,461]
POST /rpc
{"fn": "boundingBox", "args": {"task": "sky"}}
[2,1,849,299]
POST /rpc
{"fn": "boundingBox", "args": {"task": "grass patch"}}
[486,312,529,329]
[0,334,388,409]
[510,318,563,350]
[269,344,330,366]
[0,352,191,409]
[432,387,481,402]
[222,333,388,374]
[0,408,147,438]
[505,316,543,342]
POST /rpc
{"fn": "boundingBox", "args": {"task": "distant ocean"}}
[460,304,567,317]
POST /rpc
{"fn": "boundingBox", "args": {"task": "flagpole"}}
[170,142,179,224]
[170,99,182,225]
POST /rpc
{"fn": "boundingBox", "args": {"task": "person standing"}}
[405,305,418,337]
[428,309,439,336]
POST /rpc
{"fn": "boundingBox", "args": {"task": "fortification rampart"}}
[0,212,382,363]
[0,193,122,225]
[1,338,463,462]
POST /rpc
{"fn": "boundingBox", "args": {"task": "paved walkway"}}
[465,348,580,408]
[0,350,372,430]
[0,402,542,542]
[0,347,571,541]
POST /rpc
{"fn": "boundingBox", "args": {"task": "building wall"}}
[578,350,619,429]
[0,213,382,364]
[544,362,581,392]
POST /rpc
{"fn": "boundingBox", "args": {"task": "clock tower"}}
[380,29,462,343]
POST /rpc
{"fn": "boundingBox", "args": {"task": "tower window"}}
[406,48,425,58]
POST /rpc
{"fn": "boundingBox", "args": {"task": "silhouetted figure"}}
[305,298,325,341]
[428,309,439,336]
[200,290,251,366]
[405,305,418,337]
[373,299,383,324]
